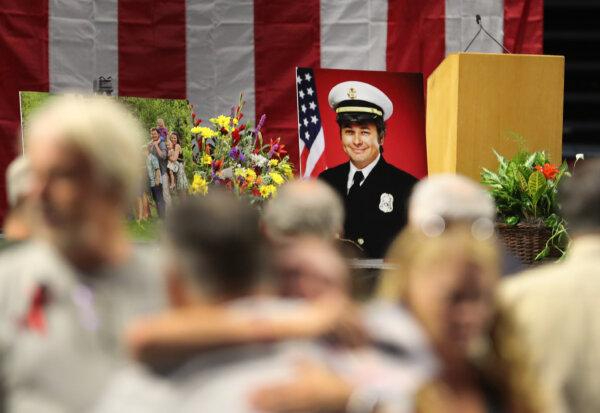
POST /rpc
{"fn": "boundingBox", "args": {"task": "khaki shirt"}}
[500,236,600,413]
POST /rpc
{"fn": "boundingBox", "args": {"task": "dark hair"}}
[560,158,600,234]
[150,127,158,133]
[166,190,265,298]
[336,113,386,142]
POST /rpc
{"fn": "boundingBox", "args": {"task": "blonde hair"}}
[379,227,543,413]
[25,94,145,205]
[377,225,500,302]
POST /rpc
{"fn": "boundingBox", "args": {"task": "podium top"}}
[449,52,564,59]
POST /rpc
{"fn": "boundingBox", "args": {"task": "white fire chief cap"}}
[328,81,394,122]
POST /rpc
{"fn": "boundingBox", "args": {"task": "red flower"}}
[212,159,223,171]
[252,187,261,197]
[194,118,202,126]
[232,129,241,146]
[192,112,196,120]
[268,138,287,158]
[535,163,559,180]
[239,124,246,132]
[220,127,228,135]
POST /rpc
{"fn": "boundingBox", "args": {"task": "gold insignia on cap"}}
[336,106,383,117]
[347,87,357,99]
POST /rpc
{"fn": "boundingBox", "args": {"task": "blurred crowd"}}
[1,94,599,413]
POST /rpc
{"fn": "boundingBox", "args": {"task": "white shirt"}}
[347,154,381,193]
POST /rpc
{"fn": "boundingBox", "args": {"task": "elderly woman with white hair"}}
[0,94,165,412]
[408,174,522,275]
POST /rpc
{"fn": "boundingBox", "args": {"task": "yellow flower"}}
[190,174,208,195]
[191,126,217,138]
[268,159,279,167]
[234,168,245,177]
[245,168,257,184]
[233,118,239,126]
[259,184,277,198]
[269,172,284,185]
[200,127,218,138]
[201,153,213,165]
[209,115,232,131]
[280,163,293,178]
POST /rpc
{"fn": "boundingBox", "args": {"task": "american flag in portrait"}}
[296,68,327,178]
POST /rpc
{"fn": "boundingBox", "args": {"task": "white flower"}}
[575,153,585,161]
[379,193,394,213]
[250,153,268,167]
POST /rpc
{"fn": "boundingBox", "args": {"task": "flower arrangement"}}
[481,149,571,260]
[187,99,294,203]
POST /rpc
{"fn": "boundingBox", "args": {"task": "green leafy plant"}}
[481,149,571,260]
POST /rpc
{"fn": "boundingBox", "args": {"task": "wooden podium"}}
[426,53,565,179]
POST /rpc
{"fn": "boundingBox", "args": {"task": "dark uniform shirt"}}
[319,157,417,258]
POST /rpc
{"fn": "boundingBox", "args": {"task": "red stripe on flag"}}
[254,0,321,174]
[300,145,309,176]
[118,0,186,98]
[0,0,49,225]
[310,152,327,178]
[386,0,445,81]
[504,0,544,54]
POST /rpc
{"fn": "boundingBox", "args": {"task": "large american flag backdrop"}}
[0,0,543,223]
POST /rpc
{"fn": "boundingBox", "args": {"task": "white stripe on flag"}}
[303,128,325,178]
[94,0,119,94]
[49,0,118,93]
[186,0,255,123]
[445,0,504,55]
[49,0,95,92]
[320,0,388,70]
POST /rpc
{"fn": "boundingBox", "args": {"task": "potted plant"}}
[481,149,570,263]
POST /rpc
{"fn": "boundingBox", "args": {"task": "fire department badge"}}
[379,193,394,213]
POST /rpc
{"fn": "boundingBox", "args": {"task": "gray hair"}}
[5,156,32,209]
[262,179,344,240]
[409,174,496,238]
[560,158,600,234]
[25,94,144,205]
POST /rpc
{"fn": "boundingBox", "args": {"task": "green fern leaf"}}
[528,171,545,204]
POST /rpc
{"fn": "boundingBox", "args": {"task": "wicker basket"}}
[496,222,556,265]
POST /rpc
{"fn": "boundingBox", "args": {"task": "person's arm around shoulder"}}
[154,141,166,159]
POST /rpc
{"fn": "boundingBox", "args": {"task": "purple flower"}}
[229,147,245,161]
[257,114,266,131]
[252,114,267,137]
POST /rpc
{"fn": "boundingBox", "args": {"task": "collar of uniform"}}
[347,154,381,191]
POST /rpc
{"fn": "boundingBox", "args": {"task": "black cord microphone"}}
[464,14,511,53]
